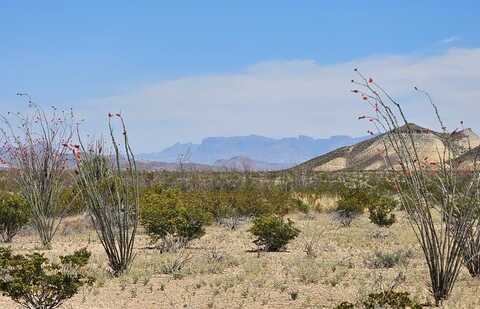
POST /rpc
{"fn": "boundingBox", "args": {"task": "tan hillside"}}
[295,123,480,172]
[455,145,480,170]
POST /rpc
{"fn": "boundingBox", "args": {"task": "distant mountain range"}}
[137,134,368,166]
[213,156,294,171]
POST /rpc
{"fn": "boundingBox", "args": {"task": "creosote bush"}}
[334,187,371,227]
[335,290,421,308]
[368,195,396,227]
[362,291,422,309]
[0,247,94,309]
[248,215,300,251]
[140,189,211,251]
[0,191,29,242]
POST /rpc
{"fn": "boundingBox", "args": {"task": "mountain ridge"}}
[137,134,368,165]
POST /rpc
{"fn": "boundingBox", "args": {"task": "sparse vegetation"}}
[0,72,478,308]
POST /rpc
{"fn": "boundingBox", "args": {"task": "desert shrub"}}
[362,291,422,309]
[0,192,29,242]
[368,195,397,227]
[367,249,413,269]
[0,247,94,309]
[249,215,300,251]
[334,187,372,227]
[159,250,192,279]
[334,291,421,309]
[140,189,211,249]
[294,199,311,214]
[334,302,355,309]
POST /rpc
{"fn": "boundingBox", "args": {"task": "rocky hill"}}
[294,124,480,172]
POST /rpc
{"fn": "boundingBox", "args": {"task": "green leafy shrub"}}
[368,195,397,227]
[0,192,30,242]
[140,189,211,249]
[362,291,422,309]
[248,215,300,251]
[335,187,372,227]
[0,247,94,309]
[334,290,422,309]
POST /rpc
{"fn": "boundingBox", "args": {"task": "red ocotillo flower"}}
[368,78,373,83]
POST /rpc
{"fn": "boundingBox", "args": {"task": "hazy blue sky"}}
[1,1,479,152]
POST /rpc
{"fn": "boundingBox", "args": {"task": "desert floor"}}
[2,211,480,309]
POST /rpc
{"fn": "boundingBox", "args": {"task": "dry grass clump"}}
[295,192,339,213]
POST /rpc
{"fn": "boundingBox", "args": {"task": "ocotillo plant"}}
[72,113,139,276]
[352,69,480,305]
[0,94,74,248]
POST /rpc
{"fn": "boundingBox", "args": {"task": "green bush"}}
[140,189,211,248]
[362,291,422,309]
[0,192,30,242]
[334,290,422,309]
[248,215,300,251]
[0,247,94,309]
[335,187,372,227]
[368,195,396,227]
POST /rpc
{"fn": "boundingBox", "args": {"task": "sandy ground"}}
[2,212,480,309]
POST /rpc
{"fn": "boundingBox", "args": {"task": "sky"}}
[1,1,479,152]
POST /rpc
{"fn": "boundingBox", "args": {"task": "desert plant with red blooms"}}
[72,113,139,276]
[352,69,480,305]
[0,94,75,248]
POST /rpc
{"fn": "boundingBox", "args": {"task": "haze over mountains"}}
[137,134,368,167]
